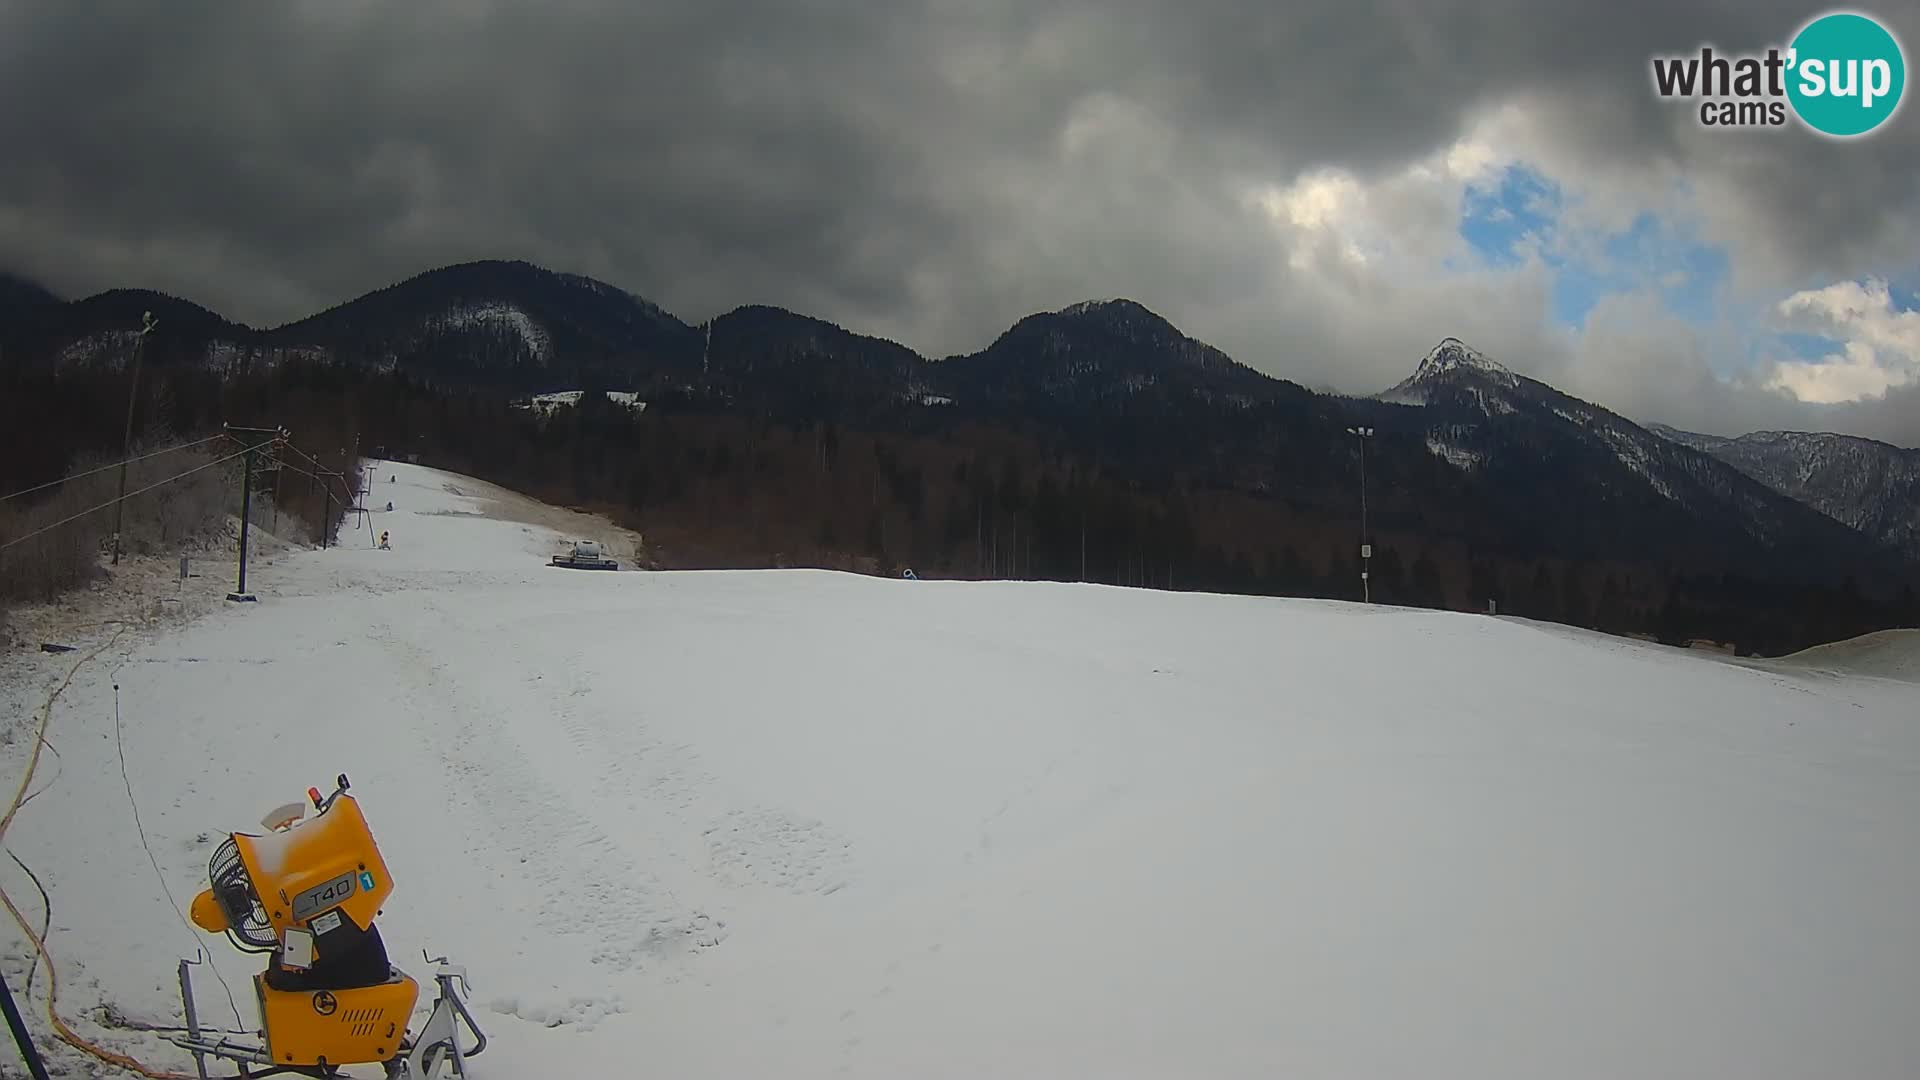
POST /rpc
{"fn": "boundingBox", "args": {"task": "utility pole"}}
[303,457,316,542]
[110,311,158,566]
[317,462,348,550]
[344,436,363,538]
[1347,426,1375,602]
[224,425,285,602]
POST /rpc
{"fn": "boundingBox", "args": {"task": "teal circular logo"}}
[1787,12,1906,137]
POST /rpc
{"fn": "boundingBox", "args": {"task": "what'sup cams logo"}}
[1651,10,1906,137]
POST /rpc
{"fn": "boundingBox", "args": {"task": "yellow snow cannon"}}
[172,774,486,1079]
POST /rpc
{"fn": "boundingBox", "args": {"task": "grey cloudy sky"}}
[2,0,1916,444]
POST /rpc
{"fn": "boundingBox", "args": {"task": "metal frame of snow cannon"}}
[549,539,619,570]
[172,953,486,1080]
[396,956,488,1079]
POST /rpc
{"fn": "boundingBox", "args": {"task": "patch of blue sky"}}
[1775,330,1843,359]
[1457,164,1562,269]
[1457,169,1731,327]
[1884,277,1919,312]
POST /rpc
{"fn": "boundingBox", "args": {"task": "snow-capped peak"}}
[1377,338,1518,404]
[1413,338,1512,382]
[1058,298,1137,318]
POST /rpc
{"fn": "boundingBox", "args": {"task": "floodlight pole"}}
[1347,426,1374,603]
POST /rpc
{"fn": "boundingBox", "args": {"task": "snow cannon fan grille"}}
[208,836,277,952]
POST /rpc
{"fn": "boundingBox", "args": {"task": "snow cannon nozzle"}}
[308,774,353,813]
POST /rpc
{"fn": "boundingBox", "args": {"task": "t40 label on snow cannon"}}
[292,872,357,921]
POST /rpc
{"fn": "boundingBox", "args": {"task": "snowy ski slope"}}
[4,463,1919,1079]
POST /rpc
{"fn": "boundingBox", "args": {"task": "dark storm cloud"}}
[1,0,1915,439]
[0,0,988,319]
[1094,0,1919,274]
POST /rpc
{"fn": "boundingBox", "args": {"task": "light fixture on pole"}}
[1346,426,1374,603]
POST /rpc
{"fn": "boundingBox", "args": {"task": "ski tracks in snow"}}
[365,605,725,984]
[541,673,856,901]
[703,806,853,897]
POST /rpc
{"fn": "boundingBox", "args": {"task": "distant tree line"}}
[322,367,1915,657]
[5,356,1912,655]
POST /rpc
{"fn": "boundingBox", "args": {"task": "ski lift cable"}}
[0,445,253,553]
[0,434,226,504]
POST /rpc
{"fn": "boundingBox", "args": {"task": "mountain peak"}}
[1052,298,1180,336]
[1378,338,1518,404]
[1058,297,1152,318]
[1413,337,1511,381]
[1040,298,1200,354]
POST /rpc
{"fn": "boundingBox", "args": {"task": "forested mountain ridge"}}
[5,259,1914,654]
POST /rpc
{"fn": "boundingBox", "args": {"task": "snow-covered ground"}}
[513,390,646,416]
[4,463,1920,1079]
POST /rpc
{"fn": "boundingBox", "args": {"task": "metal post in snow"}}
[224,425,282,601]
[229,440,256,601]
[0,970,51,1080]
[179,959,210,1080]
